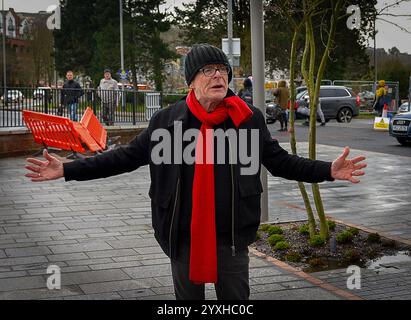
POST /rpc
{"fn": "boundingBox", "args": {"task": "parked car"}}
[295,86,360,123]
[1,90,24,103]
[33,87,52,101]
[389,111,411,145]
[357,90,375,109]
[398,102,410,113]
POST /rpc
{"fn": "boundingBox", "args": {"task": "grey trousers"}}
[171,243,250,300]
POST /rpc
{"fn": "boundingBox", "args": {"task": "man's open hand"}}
[25,149,64,182]
[331,147,367,183]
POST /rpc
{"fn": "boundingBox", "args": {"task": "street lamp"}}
[119,0,125,111]
[2,0,7,96]
[373,12,377,90]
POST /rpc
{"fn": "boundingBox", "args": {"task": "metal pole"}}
[119,0,125,111]
[2,0,7,94]
[373,14,377,88]
[227,0,234,91]
[250,0,268,222]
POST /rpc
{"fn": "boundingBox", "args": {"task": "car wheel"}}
[337,107,353,123]
[396,137,409,146]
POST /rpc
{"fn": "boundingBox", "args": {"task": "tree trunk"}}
[289,27,316,238]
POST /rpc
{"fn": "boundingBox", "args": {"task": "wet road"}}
[268,118,411,157]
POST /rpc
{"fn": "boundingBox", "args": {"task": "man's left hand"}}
[331,147,367,183]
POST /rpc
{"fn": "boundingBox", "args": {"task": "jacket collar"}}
[167,96,190,128]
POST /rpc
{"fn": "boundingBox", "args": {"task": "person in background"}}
[98,69,119,126]
[373,80,387,117]
[302,97,326,126]
[273,80,290,131]
[238,78,253,105]
[60,70,83,121]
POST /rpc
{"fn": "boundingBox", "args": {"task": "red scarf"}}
[186,89,253,284]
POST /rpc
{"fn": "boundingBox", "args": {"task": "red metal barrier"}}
[23,108,107,154]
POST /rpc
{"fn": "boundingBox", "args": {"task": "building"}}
[0,8,52,86]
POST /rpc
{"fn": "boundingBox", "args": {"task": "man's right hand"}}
[25,149,64,182]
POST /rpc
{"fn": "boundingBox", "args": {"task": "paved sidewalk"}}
[0,142,409,300]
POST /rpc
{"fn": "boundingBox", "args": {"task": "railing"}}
[0,87,186,127]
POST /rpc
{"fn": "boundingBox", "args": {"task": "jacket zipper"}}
[224,122,236,256]
[169,177,180,259]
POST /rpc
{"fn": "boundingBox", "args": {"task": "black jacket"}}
[61,80,83,105]
[63,96,334,259]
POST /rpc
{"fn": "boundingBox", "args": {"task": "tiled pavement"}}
[0,142,410,300]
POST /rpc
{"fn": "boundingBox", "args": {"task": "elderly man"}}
[25,44,366,300]
[98,68,119,125]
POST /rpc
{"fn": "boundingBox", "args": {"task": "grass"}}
[356,112,377,119]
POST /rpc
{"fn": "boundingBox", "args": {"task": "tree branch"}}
[377,0,409,15]
[378,17,411,34]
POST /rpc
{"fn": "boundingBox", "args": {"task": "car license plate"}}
[393,125,408,131]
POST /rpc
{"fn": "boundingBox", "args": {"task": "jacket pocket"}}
[238,176,263,197]
[237,176,263,234]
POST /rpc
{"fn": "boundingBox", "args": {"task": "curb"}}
[249,247,363,300]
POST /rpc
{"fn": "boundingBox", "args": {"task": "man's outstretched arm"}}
[25,128,150,182]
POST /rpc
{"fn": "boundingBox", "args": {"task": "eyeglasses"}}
[199,66,230,77]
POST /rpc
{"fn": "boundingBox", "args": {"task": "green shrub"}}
[348,227,359,236]
[309,235,326,247]
[255,231,262,241]
[274,241,290,251]
[343,249,361,263]
[268,234,284,247]
[367,233,381,243]
[336,230,354,244]
[259,224,271,232]
[267,225,283,235]
[285,251,301,262]
[327,220,336,231]
[299,224,310,235]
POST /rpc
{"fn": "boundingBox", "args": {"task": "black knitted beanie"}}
[184,43,232,85]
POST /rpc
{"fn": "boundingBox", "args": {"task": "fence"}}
[331,80,400,112]
[0,87,185,128]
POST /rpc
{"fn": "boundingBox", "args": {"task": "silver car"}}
[398,102,410,113]
[296,86,360,123]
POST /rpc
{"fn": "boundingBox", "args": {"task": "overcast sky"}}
[5,0,411,54]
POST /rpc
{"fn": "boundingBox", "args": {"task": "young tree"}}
[271,0,376,240]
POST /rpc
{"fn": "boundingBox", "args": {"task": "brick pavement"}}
[0,142,410,300]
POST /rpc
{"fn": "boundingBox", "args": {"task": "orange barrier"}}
[23,111,86,153]
[80,107,107,150]
[23,108,108,154]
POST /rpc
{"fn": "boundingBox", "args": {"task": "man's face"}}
[66,72,73,80]
[104,72,111,80]
[190,64,229,107]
